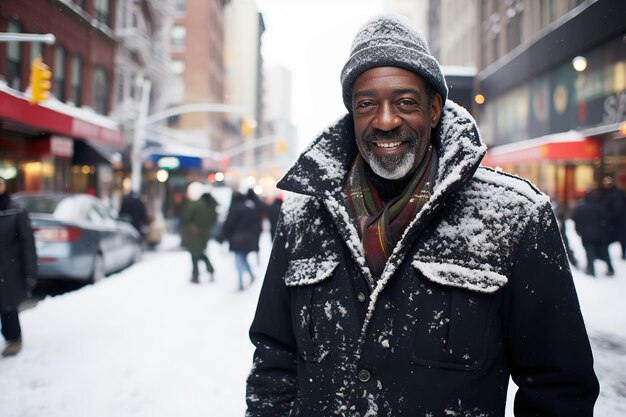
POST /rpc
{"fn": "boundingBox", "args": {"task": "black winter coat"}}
[0,199,38,311]
[573,196,612,245]
[600,185,626,242]
[220,199,262,253]
[246,101,598,417]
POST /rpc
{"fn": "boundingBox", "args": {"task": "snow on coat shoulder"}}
[413,166,551,293]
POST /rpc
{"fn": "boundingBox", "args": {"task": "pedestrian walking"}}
[600,176,626,259]
[574,189,615,277]
[245,13,598,416]
[0,177,38,357]
[119,191,148,239]
[180,183,218,284]
[218,192,262,291]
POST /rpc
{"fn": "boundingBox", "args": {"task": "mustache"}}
[364,129,415,143]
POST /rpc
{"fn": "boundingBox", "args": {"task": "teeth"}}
[375,141,402,148]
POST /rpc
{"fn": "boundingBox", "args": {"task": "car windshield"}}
[14,195,81,221]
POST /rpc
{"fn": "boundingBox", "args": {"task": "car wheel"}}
[90,254,105,284]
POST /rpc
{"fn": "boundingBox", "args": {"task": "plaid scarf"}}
[344,146,437,279]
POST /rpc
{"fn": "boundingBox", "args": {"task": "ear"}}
[430,93,443,128]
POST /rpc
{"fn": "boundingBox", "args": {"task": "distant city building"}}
[113,0,173,138]
[384,0,428,36]
[0,0,124,197]
[385,0,477,113]
[223,0,265,178]
[263,66,298,179]
[478,0,626,209]
[164,0,228,157]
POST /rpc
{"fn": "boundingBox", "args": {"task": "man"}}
[0,177,37,357]
[246,14,598,416]
[119,190,149,239]
[574,189,615,277]
[600,176,626,259]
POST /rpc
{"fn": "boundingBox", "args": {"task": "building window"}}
[92,67,109,115]
[71,55,82,106]
[94,0,110,26]
[6,20,23,91]
[539,0,553,28]
[492,30,500,62]
[506,6,523,52]
[170,59,185,75]
[30,42,43,64]
[54,45,67,101]
[170,25,187,48]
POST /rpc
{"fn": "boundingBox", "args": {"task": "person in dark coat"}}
[0,177,37,357]
[266,195,283,241]
[245,14,598,417]
[601,176,626,259]
[119,191,148,239]
[219,192,262,291]
[574,190,615,277]
[180,183,218,283]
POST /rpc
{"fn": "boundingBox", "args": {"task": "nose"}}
[372,102,401,131]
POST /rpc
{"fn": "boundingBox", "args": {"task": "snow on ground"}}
[1,225,625,416]
[0,236,267,417]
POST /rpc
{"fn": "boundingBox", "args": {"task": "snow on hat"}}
[340,13,448,111]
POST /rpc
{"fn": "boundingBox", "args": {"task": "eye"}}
[355,101,376,114]
[396,98,418,110]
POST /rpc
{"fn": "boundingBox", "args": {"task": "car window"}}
[87,205,107,225]
[13,195,80,221]
[55,198,82,221]
[14,195,64,214]
[92,201,117,226]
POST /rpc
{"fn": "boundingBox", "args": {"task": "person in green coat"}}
[181,183,218,283]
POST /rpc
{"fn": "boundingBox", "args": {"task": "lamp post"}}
[0,33,56,44]
[130,78,152,193]
[130,88,248,193]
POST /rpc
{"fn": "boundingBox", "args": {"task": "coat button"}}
[357,292,366,303]
[357,369,371,382]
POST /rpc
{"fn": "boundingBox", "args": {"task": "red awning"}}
[482,131,601,167]
[0,89,123,148]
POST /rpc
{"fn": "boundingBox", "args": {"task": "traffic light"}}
[275,139,288,154]
[240,117,255,137]
[29,57,52,104]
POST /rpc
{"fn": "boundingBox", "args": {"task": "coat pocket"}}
[412,260,507,294]
[284,256,339,287]
[409,262,503,371]
[286,256,340,362]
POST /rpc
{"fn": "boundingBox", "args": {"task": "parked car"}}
[13,192,142,284]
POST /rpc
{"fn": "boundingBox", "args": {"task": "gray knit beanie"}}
[340,13,448,111]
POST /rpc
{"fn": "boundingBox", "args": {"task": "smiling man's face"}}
[352,66,442,180]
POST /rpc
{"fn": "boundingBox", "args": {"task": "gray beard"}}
[364,144,418,180]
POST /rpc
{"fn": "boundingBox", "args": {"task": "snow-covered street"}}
[1,225,625,416]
